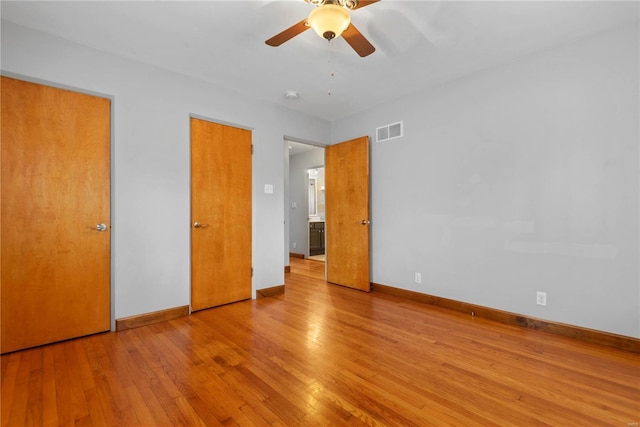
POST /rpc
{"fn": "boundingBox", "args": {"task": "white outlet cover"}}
[536,291,547,306]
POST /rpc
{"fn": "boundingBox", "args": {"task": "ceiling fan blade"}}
[265,19,309,47]
[342,24,375,57]
[352,0,380,10]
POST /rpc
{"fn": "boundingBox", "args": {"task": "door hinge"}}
[251,144,254,155]
[251,267,254,277]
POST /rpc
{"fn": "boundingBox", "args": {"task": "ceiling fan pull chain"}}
[328,39,334,96]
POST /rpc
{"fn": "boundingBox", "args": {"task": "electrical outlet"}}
[536,291,547,306]
[415,272,422,284]
[293,242,296,249]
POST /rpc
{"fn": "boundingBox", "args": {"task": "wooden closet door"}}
[1,77,111,353]
[190,118,252,311]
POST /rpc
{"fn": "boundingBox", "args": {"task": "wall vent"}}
[376,121,403,143]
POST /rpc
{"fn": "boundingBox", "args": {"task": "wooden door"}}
[325,136,370,291]
[191,118,252,311]
[1,76,111,353]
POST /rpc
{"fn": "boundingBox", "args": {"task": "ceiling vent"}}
[376,121,403,143]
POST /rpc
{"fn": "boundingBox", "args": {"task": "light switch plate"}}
[264,184,274,194]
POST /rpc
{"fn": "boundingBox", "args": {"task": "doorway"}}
[284,136,371,292]
[284,140,325,264]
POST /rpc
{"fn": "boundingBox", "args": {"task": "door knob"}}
[359,220,370,225]
[89,223,108,232]
[193,222,210,229]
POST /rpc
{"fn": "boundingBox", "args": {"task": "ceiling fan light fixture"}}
[307,4,351,41]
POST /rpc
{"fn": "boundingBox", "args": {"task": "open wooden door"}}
[1,76,111,353]
[325,136,370,291]
[191,118,252,311]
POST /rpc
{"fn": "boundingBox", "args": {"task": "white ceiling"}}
[1,1,638,121]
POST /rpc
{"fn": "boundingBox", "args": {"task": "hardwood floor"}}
[2,258,639,426]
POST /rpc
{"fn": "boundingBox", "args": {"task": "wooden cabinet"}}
[309,221,325,256]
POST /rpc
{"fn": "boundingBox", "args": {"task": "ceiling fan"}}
[265,0,380,57]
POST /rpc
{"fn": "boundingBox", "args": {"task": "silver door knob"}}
[193,222,210,229]
[359,220,370,225]
[94,223,107,232]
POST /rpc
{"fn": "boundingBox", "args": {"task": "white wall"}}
[332,24,640,338]
[1,22,331,326]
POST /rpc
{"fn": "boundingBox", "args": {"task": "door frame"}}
[189,114,254,305]
[1,71,116,330]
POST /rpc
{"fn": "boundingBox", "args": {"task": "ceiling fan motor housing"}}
[306,0,359,10]
[342,0,358,9]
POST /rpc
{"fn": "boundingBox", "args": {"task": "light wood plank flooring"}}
[2,257,639,426]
